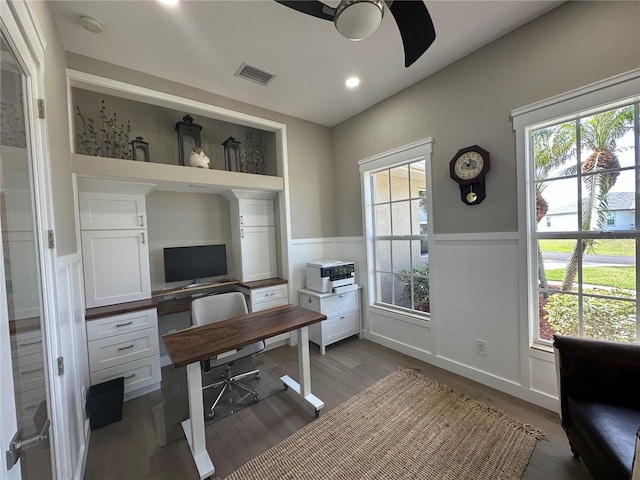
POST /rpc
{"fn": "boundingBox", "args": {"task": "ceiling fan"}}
[274,0,436,67]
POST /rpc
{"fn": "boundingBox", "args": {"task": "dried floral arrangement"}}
[240,132,266,174]
[76,100,132,159]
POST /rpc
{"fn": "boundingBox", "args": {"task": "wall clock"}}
[449,145,490,205]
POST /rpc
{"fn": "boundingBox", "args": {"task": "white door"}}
[0,27,54,479]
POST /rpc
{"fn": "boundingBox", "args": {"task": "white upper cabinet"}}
[224,190,278,282]
[78,180,154,308]
[79,192,147,230]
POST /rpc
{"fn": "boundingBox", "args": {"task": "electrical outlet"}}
[475,339,487,356]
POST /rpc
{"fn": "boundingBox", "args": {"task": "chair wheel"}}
[208,411,215,419]
[255,372,261,379]
[283,382,288,391]
[314,408,320,418]
[254,394,259,403]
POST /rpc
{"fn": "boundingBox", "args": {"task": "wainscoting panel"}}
[430,235,521,384]
[292,235,561,411]
[55,253,89,479]
[368,309,432,354]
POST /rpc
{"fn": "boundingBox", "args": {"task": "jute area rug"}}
[223,368,545,480]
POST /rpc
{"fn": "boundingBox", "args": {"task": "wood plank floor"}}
[85,338,592,479]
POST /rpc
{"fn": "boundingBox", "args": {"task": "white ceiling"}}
[49,0,562,127]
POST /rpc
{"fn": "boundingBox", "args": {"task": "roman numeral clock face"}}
[453,151,484,180]
[449,146,490,205]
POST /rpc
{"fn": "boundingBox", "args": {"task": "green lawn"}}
[539,239,634,256]
[545,266,636,290]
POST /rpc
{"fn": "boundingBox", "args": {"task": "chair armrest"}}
[553,335,640,419]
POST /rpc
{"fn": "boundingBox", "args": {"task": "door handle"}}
[6,418,50,470]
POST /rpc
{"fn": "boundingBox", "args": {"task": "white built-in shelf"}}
[72,154,284,195]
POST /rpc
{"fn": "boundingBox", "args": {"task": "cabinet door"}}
[79,192,146,230]
[81,230,151,308]
[239,199,275,227]
[240,226,277,281]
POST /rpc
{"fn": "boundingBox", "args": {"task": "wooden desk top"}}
[162,304,326,368]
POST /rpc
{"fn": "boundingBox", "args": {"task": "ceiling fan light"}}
[334,0,384,41]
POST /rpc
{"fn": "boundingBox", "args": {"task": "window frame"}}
[513,69,640,348]
[359,138,434,320]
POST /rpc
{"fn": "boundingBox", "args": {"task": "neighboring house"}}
[538,192,635,232]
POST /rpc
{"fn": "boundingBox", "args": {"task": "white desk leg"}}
[298,326,311,397]
[281,326,325,415]
[181,361,215,480]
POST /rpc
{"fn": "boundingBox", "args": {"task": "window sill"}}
[369,304,430,326]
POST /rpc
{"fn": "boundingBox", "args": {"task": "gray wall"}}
[66,53,336,240]
[331,1,640,236]
[145,191,231,290]
[31,1,76,256]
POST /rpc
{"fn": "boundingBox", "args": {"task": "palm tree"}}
[533,124,574,289]
[561,106,634,291]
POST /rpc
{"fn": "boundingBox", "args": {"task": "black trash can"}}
[86,377,124,430]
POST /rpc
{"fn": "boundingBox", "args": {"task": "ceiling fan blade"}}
[388,1,436,67]
[274,1,335,21]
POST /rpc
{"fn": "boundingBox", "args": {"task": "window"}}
[360,139,432,316]
[516,76,639,345]
[606,212,616,226]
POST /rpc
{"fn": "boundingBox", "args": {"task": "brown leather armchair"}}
[553,335,640,480]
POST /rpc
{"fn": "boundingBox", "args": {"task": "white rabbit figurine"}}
[189,146,210,168]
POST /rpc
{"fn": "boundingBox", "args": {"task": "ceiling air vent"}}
[235,63,275,86]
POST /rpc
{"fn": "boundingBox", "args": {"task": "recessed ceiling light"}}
[345,77,360,88]
[78,15,104,34]
[158,0,179,6]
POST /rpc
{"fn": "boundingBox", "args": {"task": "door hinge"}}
[47,230,55,249]
[57,357,64,376]
[38,99,45,119]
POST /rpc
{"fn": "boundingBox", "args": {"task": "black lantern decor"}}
[175,114,202,166]
[222,136,242,172]
[131,136,150,162]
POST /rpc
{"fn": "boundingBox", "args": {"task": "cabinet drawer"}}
[10,328,43,359]
[251,297,288,313]
[251,284,288,306]
[309,310,359,346]
[86,309,158,341]
[90,356,161,394]
[79,192,146,230]
[301,290,359,316]
[12,352,45,394]
[88,327,159,372]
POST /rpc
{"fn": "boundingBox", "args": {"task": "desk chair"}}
[191,292,264,418]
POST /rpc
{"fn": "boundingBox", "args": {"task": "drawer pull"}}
[264,292,275,297]
[307,298,312,304]
[115,321,133,327]
[21,368,41,375]
[18,339,42,347]
[124,374,136,380]
[139,214,145,227]
[117,344,135,351]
